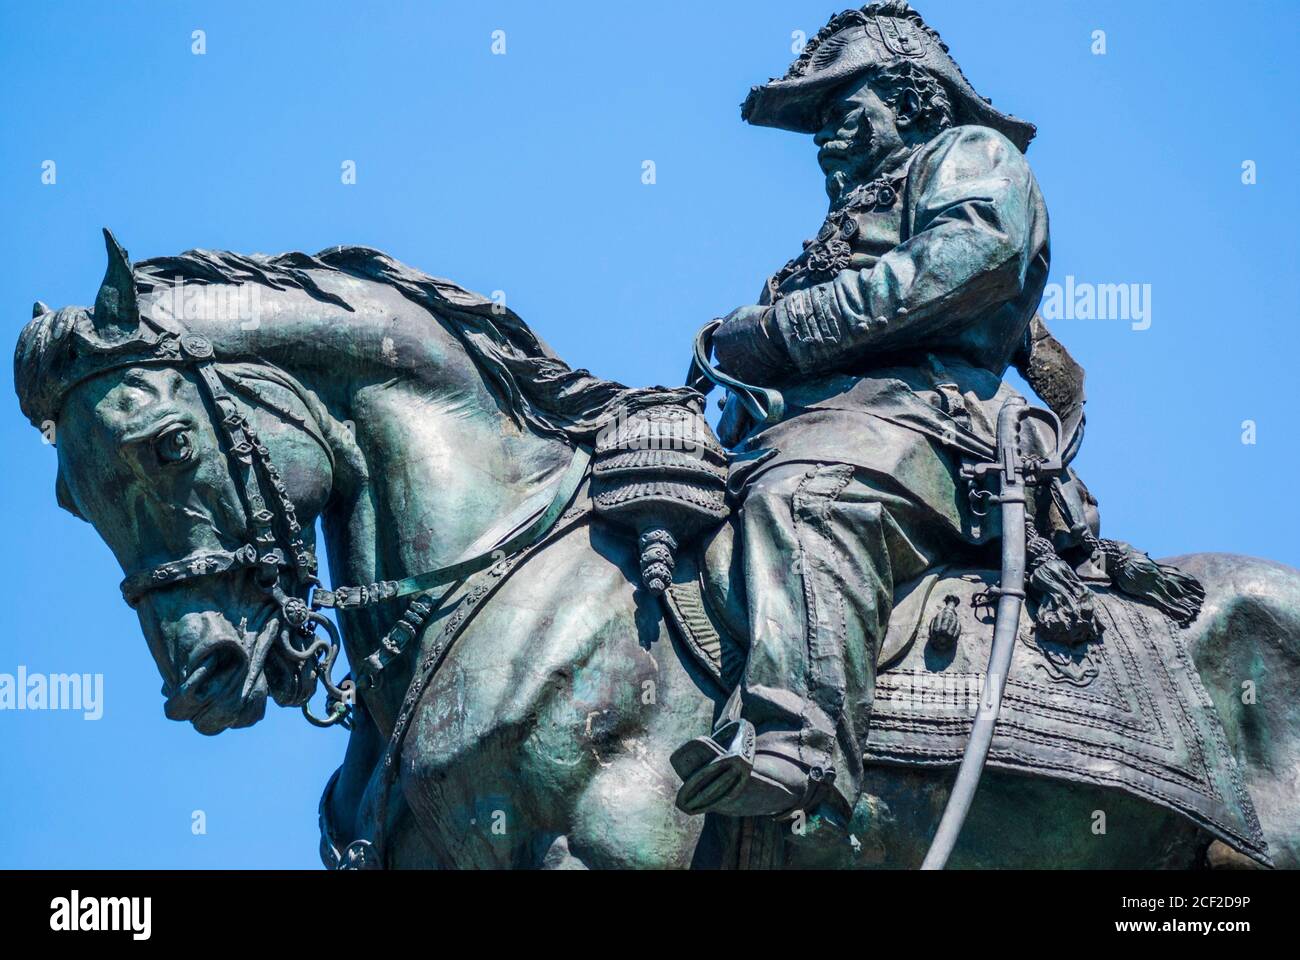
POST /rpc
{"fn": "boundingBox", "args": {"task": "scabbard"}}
[921,398,1029,870]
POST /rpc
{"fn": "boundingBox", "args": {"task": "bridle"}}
[109,330,592,731]
[115,332,355,726]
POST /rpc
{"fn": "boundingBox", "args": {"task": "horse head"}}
[16,232,350,734]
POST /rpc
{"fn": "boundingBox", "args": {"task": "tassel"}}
[1026,525,1103,647]
[927,595,963,651]
[1091,537,1205,627]
[639,527,677,594]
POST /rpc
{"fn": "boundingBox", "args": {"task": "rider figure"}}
[673,2,1061,824]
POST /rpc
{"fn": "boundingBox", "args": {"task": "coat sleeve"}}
[770,125,1041,374]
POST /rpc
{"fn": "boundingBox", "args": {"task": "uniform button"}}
[180,333,214,359]
[809,766,825,781]
[855,319,872,333]
[805,469,818,479]
[895,307,909,319]
[873,315,889,328]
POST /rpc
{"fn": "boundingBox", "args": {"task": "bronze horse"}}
[15,236,1300,868]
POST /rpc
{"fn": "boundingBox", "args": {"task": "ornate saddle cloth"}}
[664,565,1270,866]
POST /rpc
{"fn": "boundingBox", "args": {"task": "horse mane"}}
[22,245,696,441]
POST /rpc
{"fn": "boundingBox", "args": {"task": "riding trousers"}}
[726,357,1052,818]
[735,459,957,818]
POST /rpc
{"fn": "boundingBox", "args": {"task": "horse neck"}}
[296,329,574,733]
[163,279,576,731]
[330,372,575,585]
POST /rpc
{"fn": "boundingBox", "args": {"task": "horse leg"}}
[560,752,708,869]
[1175,554,1300,868]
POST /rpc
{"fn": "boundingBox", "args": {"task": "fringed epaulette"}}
[1084,533,1207,627]
[1025,523,1103,646]
[1024,513,1207,636]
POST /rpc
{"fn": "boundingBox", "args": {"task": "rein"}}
[687,319,785,425]
[113,331,591,729]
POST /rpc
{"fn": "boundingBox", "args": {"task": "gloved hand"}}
[712,305,788,384]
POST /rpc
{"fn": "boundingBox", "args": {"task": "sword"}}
[920,396,1063,869]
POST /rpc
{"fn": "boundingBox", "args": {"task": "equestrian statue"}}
[14,2,1300,869]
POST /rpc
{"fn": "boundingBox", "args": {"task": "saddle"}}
[660,536,1270,867]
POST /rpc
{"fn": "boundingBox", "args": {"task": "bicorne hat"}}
[741,2,1036,152]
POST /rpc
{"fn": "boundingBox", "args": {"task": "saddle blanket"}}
[664,566,1270,865]
[867,569,1270,865]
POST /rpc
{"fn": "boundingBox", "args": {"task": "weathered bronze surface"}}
[14,2,1300,869]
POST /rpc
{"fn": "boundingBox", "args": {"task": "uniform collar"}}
[830,142,924,213]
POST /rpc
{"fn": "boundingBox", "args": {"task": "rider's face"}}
[813,75,910,198]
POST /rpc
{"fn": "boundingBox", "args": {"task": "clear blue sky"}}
[1,1,1296,868]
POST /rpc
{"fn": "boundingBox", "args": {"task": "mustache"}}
[817,129,871,167]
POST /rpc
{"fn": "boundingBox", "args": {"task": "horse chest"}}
[395,539,652,864]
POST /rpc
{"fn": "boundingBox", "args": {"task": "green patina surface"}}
[12,2,1300,869]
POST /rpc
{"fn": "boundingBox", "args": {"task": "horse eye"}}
[154,425,195,465]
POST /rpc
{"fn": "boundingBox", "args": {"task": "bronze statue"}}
[13,2,1300,869]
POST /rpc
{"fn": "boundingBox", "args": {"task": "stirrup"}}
[670,718,756,814]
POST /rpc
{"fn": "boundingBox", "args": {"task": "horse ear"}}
[92,228,140,340]
[32,300,50,318]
